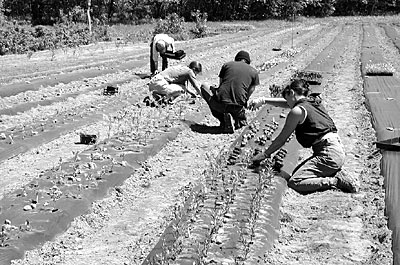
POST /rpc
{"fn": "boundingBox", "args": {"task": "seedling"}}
[72,151,81,162]
[0,226,9,247]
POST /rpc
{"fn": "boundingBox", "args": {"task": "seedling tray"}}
[292,71,323,85]
[80,133,97,144]
[103,86,119,96]
[164,50,186,60]
[375,137,400,151]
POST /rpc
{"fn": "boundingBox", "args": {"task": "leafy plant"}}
[190,10,208,38]
[153,13,185,36]
[292,70,323,85]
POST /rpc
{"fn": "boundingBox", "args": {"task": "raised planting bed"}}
[381,23,400,53]
[141,105,301,264]
[362,52,400,263]
[302,24,349,73]
[0,96,208,264]
[360,24,389,76]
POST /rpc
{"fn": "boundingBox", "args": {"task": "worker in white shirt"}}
[150,34,175,75]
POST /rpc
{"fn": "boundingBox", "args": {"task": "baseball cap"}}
[234,50,251,64]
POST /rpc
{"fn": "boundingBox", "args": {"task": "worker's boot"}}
[223,113,235,134]
[334,169,359,193]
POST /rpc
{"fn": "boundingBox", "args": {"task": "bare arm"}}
[249,97,289,110]
[187,72,201,95]
[171,41,175,52]
[252,106,303,164]
[263,107,301,156]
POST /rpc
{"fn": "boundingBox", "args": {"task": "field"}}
[0,16,398,265]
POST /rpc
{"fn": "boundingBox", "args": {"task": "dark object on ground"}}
[103,86,119,96]
[366,72,393,76]
[227,146,242,165]
[164,50,186,60]
[143,95,172,108]
[365,63,395,76]
[135,73,152,79]
[272,48,282,51]
[375,137,400,151]
[80,133,97,144]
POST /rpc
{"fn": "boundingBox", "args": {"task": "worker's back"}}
[217,61,259,106]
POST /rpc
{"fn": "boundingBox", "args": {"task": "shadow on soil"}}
[189,123,224,134]
[135,72,152,79]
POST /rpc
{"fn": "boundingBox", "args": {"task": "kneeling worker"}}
[251,79,358,194]
[148,61,203,103]
[201,50,259,133]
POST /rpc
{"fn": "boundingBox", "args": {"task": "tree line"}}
[1,0,400,26]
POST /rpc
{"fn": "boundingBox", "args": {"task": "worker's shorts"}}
[148,74,185,97]
[288,132,346,193]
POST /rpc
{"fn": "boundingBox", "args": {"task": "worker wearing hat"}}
[201,50,259,133]
[150,34,175,76]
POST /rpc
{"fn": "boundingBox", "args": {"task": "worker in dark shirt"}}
[201,50,259,133]
[251,79,358,194]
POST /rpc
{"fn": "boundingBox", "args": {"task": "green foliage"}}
[0,20,110,56]
[3,0,400,25]
[190,10,208,38]
[153,13,185,35]
[303,0,336,17]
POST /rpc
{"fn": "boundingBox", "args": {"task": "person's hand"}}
[247,97,265,110]
[251,152,270,167]
[150,71,159,78]
[210,85,218,95]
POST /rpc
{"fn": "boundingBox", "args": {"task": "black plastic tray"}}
[80,133,97,144]
[103,86,119,95]
[164,50,186,60]
[375,137,400,151]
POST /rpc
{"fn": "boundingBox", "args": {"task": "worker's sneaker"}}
[223,113,235,134]
[335,170,358,193]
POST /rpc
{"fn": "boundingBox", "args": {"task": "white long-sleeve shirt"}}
[151,34,175,63]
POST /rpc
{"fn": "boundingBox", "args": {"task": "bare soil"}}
[0,17,396,265]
